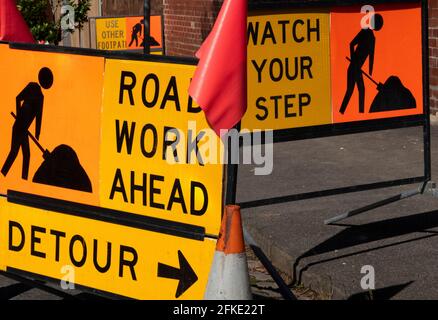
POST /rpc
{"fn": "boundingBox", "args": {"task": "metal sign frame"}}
[0,41,225,299]
[236,0,431,213]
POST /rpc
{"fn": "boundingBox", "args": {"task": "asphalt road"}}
[0,272,112,300]
[238,122,438,299]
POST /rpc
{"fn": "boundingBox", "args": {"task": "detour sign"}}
[0,198,216,299]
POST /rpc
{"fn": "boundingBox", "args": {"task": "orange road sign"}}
[0,45,104,206]
[331,4,423,123]
[95,16,163,52]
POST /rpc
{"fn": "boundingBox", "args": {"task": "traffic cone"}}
[204,205,252,300]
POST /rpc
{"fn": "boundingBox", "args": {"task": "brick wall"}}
[430,0,438,115]
[162,0,313,56]
[102,0,163,16]
[163,0,223,56]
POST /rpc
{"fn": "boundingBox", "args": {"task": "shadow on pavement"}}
[0,283,32,299]
[292,209,438,286]
[347,281,414,300]
[307,209,438,257]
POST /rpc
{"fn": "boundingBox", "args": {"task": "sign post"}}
[144,0,151,54]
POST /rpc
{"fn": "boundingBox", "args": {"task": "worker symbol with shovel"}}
[339,13,384,115]
[1,67,53,180]
[1,67,92,193]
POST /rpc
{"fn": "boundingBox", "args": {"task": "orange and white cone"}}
[204,205,252,300]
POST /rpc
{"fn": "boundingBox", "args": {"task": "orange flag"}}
[189,0,247,136]
[0,0,35,43]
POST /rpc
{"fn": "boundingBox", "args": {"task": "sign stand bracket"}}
[324,181,430,225]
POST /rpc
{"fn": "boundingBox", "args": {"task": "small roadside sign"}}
[95,15,163,53]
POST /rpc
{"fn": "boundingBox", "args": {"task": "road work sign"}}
[0,197,216,299]
[243,3,424,131]
[0,43,224,299]
[331,3,423,124]
[95,16,163,52]
[100,59,224,236]
[0,45,223,237]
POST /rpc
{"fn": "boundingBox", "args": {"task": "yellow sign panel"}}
[100,59,224,236]
[0,199,216,300]
[243,11,332,131]
[96,18,127,50]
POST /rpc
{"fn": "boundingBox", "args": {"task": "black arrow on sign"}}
[157,250,198,298]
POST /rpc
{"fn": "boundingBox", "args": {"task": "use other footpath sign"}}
[94,16,163,52]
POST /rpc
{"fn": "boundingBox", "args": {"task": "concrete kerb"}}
[243,222,348,299]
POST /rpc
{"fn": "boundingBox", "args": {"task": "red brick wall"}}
[430,0,438,115]
[102,0,163,16]
[163,0,223,57]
